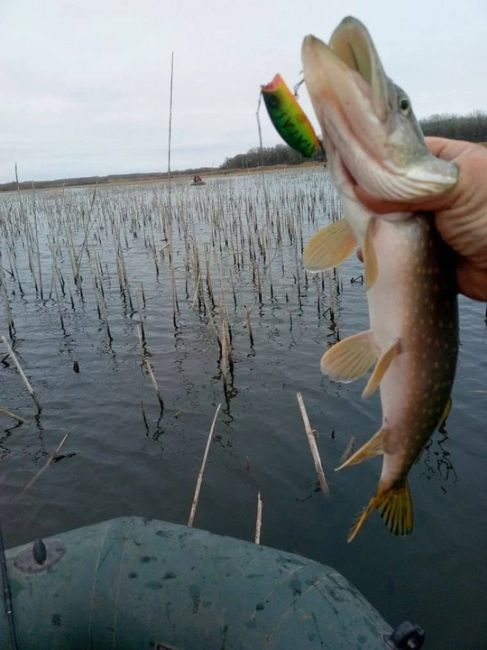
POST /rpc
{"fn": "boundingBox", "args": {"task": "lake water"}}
[0,167,486,649]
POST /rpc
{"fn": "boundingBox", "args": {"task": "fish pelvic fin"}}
[347,481,414,543]
[363,218,378,289]
[321,330,378,382]
[303,219,356,271]
[336,427,385,470]
[362,338,401,399]
[438,397,452,431]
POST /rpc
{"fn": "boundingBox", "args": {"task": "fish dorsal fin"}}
[336,426,385,471]
[362,339,401,399]
[347,481,413,543]
[321,330,378,382]
[363,218,378,289]
[303,219,356,271]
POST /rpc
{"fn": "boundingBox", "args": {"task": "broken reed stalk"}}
[191,271,201,309]
[0,407,24,424]
[244,304,254,348]
[31,183,44,300]
[136,323,146,357]
[188,402,221,527]
[203,294,221,349]
[0,261,15,339]
[16,433,68,501]
[73,187,98,283]
[143,358,164,411]
[170,261,179,329]
[136,293,146,347]
[1,336,41,411]
[340,436,356,465]
[255,491,263,545]
[296,392,329,493]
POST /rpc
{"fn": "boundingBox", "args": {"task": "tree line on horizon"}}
[220,111,487,170]
[2,111,485,191]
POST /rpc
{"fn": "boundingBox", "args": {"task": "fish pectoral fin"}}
[303,219,356,271]
[363,218,378,289]
[347,481,413,543]
[321,330,378,382]
[438,397,452,430]
[362,338,402,399]
[336,427,385,470]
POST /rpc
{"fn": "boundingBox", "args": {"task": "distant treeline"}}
[420,111,487,142]
[220,144,323,170]
[220,112,487,170]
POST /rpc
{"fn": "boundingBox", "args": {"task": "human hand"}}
[355,137,487,301]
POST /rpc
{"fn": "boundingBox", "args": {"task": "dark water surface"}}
[1,168,486,648]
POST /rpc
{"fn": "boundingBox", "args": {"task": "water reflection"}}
[421,430,458,485]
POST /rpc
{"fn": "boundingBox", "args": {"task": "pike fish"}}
[301,17,459,541]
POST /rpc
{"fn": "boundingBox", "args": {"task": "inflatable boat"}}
[0,517,423,649]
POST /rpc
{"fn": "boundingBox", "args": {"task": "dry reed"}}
[188,403,221,527]
[296,392,329,493]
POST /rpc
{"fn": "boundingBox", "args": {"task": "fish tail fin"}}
[347,481,414,543]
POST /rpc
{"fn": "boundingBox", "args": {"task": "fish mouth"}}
[302,17,458,201]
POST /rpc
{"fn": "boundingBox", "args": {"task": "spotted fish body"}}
[368,217,457,490]
[301,18,459,540]
[261,73,321,158]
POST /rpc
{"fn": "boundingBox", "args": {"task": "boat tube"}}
[2,516,396,649]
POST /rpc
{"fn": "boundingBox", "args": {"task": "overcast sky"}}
[1,0,485,182]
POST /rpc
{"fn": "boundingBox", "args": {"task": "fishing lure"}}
[261,73,321,158]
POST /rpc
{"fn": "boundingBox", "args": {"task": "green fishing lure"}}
[261,73,321,158]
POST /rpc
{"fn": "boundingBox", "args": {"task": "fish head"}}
[301,17,458,202]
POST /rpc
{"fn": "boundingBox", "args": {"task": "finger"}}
[425,136,474,161]
[456,260,487,301]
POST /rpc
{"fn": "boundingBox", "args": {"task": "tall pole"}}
[167,52,174,184]
[167,52,174,264]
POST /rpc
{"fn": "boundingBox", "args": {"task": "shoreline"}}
[0,161,326,193]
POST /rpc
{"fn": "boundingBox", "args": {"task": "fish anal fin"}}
[362,339,401,399]
[438,397,452,431]
[303,219,356,272]
[347,499,378,543]
[363,218,378,289]
[336,427,385,471]
[347,481,413,543]
[321,330,378,382]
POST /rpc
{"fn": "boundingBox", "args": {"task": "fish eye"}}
[399,97,411,114]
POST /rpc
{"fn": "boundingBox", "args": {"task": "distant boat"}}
[191,174,206,186]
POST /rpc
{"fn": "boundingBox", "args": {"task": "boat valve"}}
[14,538,65,574]
[389,621,425,649]
[33,539,47,565]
